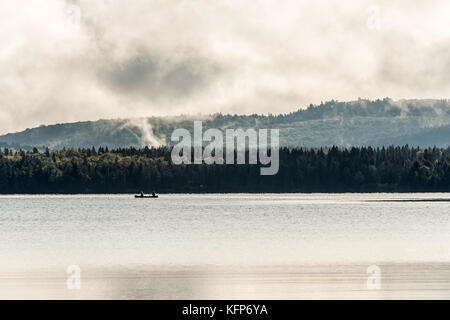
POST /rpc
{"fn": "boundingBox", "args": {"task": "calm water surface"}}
[0,193,449,299]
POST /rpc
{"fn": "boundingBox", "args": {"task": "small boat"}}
[135,194,158,198]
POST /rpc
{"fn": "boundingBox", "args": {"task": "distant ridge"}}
[2,98,450,149]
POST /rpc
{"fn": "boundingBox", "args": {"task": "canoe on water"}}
[135,195,159,198]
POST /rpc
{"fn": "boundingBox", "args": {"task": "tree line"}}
[1,145,450,193]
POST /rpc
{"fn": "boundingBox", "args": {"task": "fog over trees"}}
[2,99,450,150]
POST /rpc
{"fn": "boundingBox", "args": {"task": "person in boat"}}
[140,191,144,197]
[152,191,156,197]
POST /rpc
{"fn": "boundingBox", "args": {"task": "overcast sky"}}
[1,0,450,134]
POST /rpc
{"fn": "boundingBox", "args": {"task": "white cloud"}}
[1,0,450,134]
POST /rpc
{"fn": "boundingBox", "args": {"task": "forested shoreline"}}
[1,146,450,193]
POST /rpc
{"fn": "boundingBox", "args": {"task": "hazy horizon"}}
[3,97,450,136]
[2,0,450,134]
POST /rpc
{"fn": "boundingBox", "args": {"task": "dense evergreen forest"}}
[1,145,450,193]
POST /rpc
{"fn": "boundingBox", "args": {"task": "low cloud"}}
[119,118,165,147]
[99,49,220,101]
[1,0,450,134]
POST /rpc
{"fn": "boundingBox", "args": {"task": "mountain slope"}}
[2,98,450,149]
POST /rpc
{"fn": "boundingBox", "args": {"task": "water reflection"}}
[1,263,449,299]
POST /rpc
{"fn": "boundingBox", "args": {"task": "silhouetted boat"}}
[134,194,158,198]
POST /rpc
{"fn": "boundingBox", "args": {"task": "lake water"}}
[0,193,449,299]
